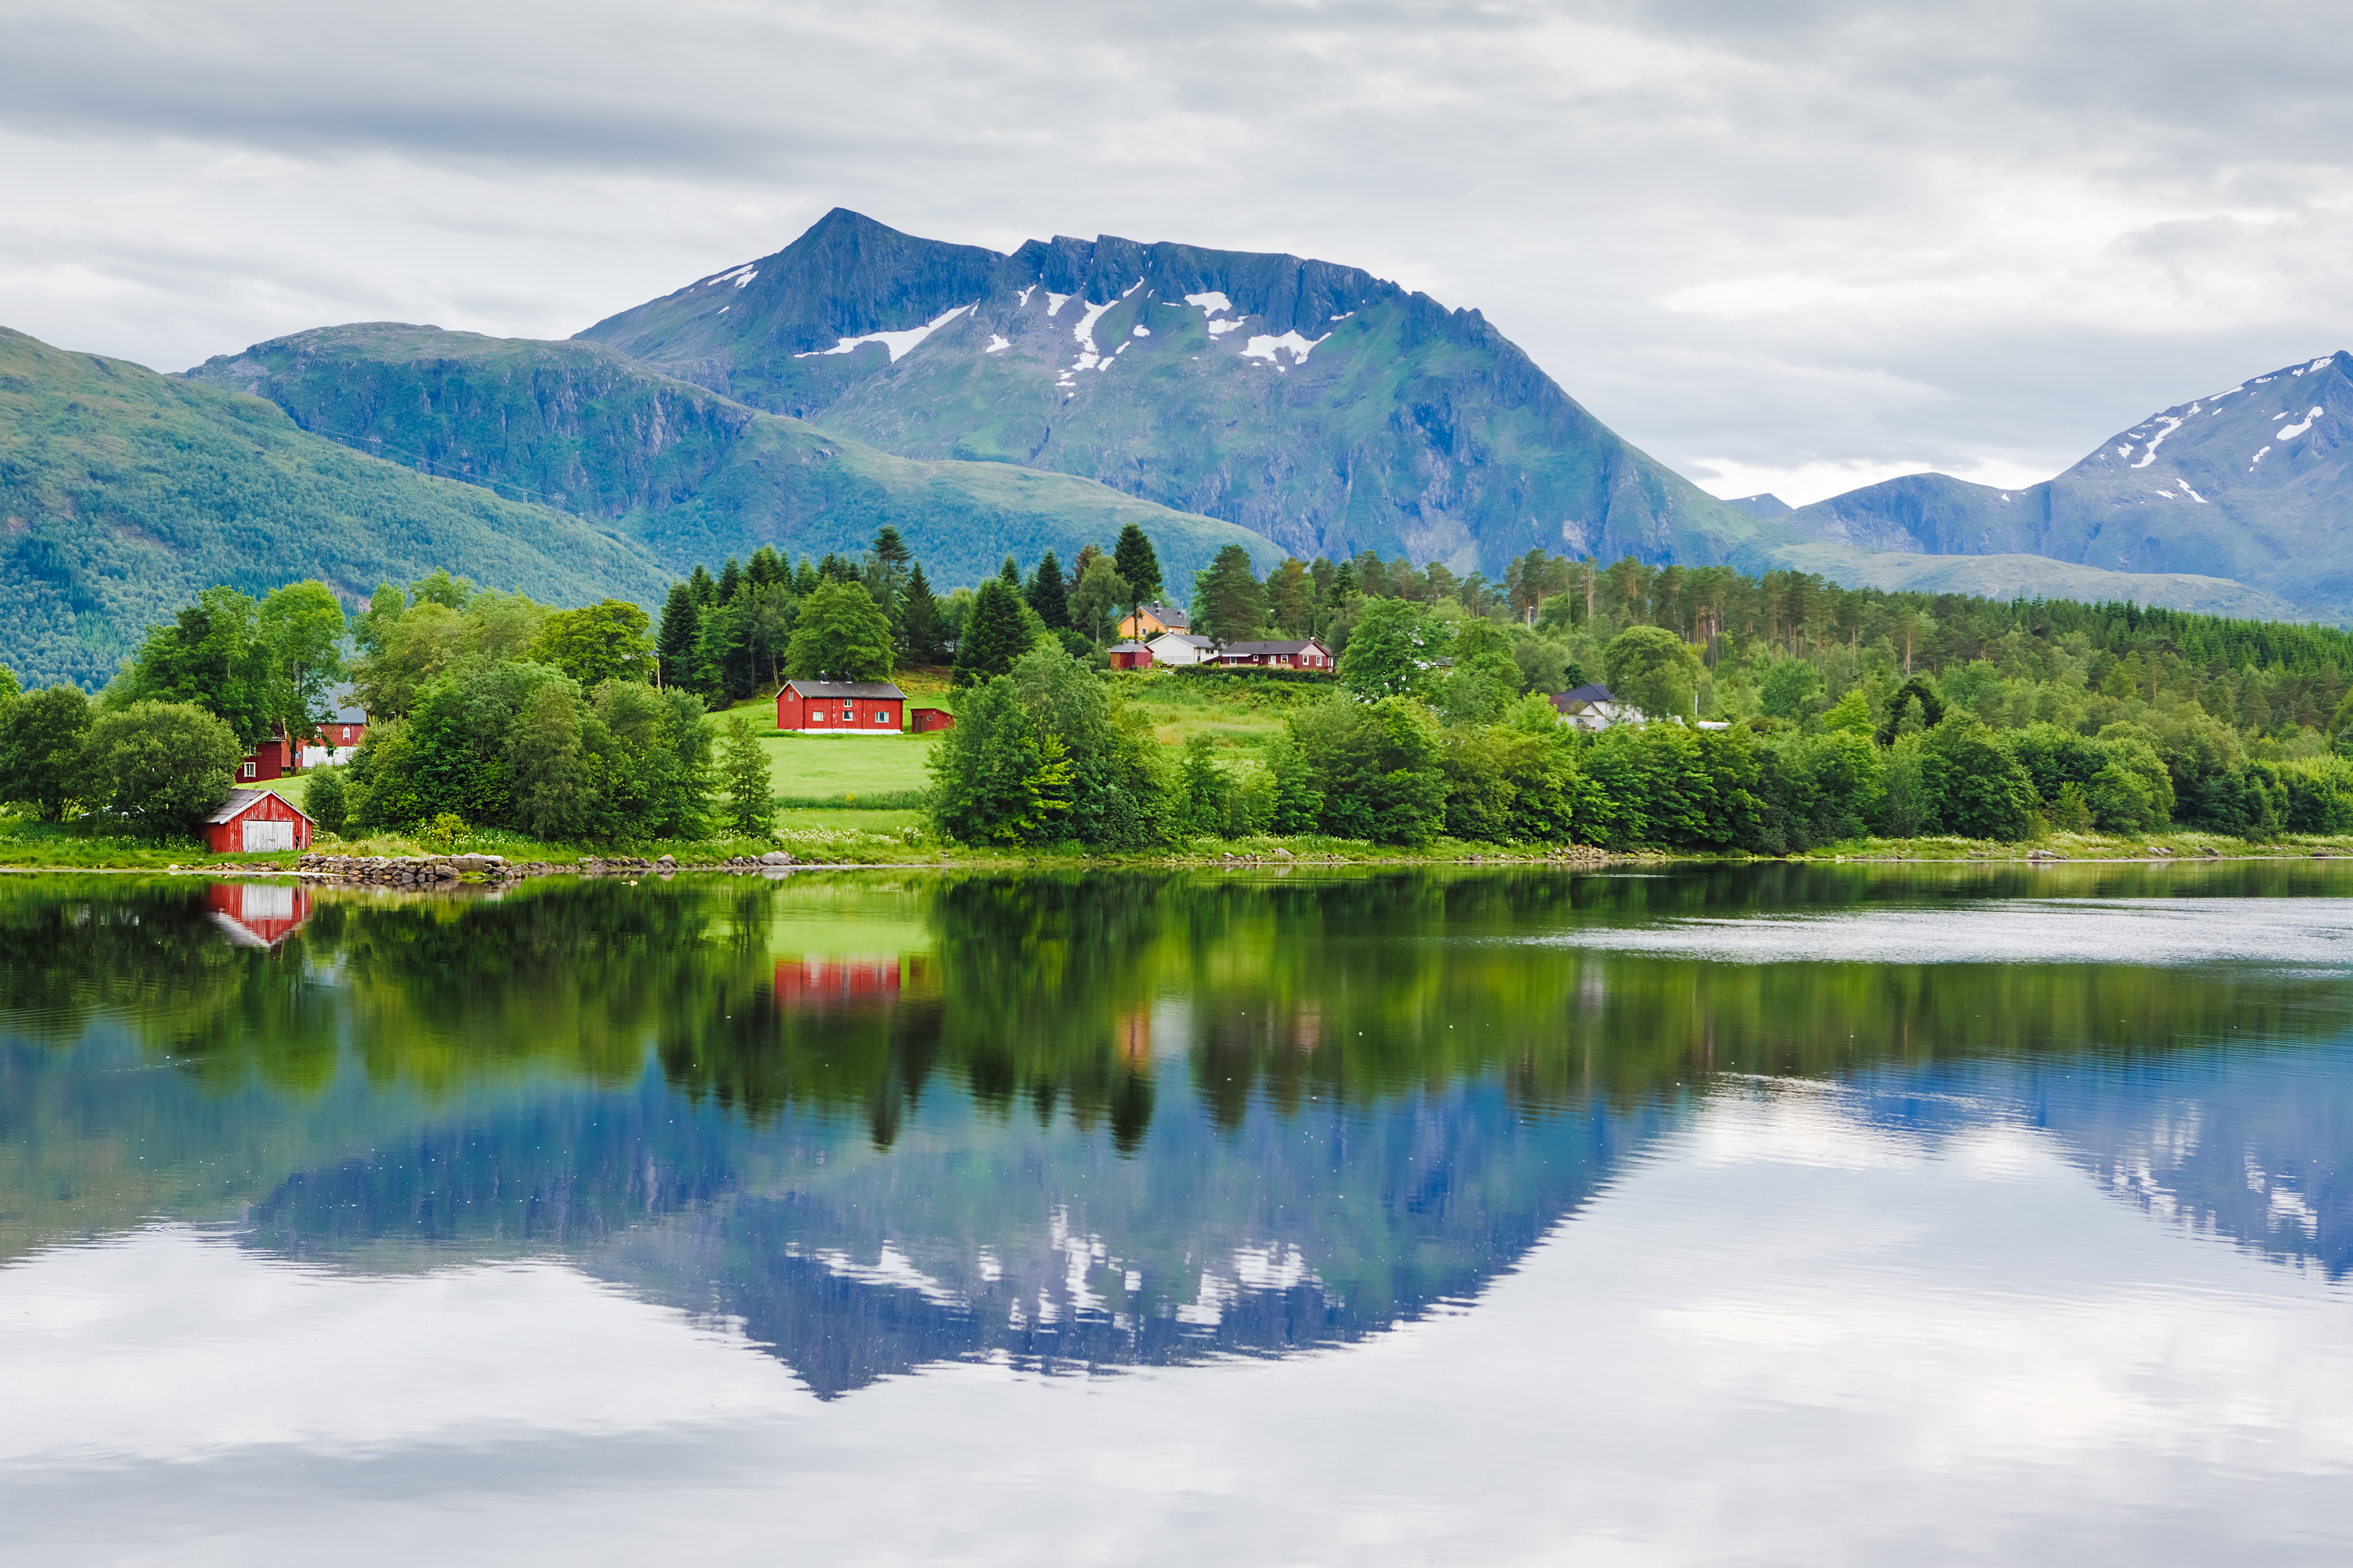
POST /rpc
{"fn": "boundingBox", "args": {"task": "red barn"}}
[205,789,314,855]
[776,680,906,734]
[1108,640,1154,669]
[236,734,296,783]
[909,707,955,733]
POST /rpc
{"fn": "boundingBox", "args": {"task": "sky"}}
[4,0,2351,505]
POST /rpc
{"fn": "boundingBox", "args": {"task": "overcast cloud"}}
[4,0,2349,503]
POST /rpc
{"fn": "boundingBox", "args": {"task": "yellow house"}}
[1116,603,1189,639]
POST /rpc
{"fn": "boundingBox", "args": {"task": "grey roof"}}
[1107,641,1154,653]
[784,680,906,700]
[1136,603,1188,625]
[207,788,311,825]
[1215,640,1327,656]
[1151,632,1215,648]
[1557,683,1615,704]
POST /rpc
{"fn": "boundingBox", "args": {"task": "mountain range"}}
[1780,353,2353,610]
[0,206,2339,684]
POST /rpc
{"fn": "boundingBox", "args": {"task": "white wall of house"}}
[1148,633,1214,666]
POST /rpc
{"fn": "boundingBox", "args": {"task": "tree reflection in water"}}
[0,863,2349,1395]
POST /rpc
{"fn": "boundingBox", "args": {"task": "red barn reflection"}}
[206,880,312,948]
[775,956,908,1011]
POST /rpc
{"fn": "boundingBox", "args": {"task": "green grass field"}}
[761,735,939,804]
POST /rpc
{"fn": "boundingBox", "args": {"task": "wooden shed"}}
[1108,641,1154,669]
[205,789,314,855]
[776,680,907,735]
[909,706,956,733]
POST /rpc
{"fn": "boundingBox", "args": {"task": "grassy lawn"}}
[762,735,939,805]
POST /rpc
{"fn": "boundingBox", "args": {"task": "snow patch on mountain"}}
[1242,331,1330,368]
[1185,292,1234,316]
[2278,407,2324,440]
[986,334,1010,353]
[2131,414,2184,469]
[1046,292,1071,316]
[794,304,974,363]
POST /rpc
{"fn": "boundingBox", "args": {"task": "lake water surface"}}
[3,863,2351,1564]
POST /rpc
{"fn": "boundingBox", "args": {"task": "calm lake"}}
[3,863,2351,1564]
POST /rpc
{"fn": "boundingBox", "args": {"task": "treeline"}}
[0,582,349,837]
[926,543,2353,850]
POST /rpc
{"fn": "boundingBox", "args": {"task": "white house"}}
[1148,632,1218,667]
[1549,683,1627,731]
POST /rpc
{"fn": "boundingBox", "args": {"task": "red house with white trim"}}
[236,734,296,783]
[205,788,314,855]
[1206,638,1334,670]
[776,680,906,734]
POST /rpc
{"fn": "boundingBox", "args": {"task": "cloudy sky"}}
[5,0,2349,503]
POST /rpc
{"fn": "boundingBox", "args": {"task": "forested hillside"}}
[183,322,1284,588]
[0,328,667,688]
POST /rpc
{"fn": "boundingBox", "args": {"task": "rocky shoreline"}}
[293,850,806,885]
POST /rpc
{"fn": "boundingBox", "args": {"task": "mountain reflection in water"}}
[1,863,2349,1399]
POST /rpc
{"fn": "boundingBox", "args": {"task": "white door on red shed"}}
[243,819,295,852]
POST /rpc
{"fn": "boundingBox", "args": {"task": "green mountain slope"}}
[578,208,1793,576]
[1786,353,2353,614]
[575,209,2302,618]
[184,322,1287,586]
[0,327,669,688]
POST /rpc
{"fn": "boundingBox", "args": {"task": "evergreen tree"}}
[719,714,775,836]
[656,582,701,689]
[818,552,853,583]
[954,578,1036,688]
[1112,524,1164,618]
[1026,549,1071,629]
[747,545,785,590]
[866,526,914,623]
[688,563,717,607]
[1265,558,1314,635]
[794,556,821,595]
[1194,545,1267,647]
[1000,556,1022,588]
[897,562,949,665]
[716,556,745,603]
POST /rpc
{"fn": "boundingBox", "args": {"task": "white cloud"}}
[1,0,2351,492]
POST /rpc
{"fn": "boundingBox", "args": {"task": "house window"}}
[812,710,826,723]
[241,762,256,779]
[841,704,854,721]
[875,710,890,725]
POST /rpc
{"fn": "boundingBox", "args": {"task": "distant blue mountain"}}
[1785,353,2353,614]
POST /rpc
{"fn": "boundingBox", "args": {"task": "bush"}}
[1289,695,1447,846]
[76,700,241,839]
[306,768,349,836]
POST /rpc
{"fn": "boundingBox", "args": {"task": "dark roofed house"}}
[1205,638,1334,670]
[1549,683,1626,731]
[302,687,371,768]
[777,680,907,735]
